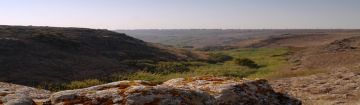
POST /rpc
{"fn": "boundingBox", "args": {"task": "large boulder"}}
[0,82,51,105]
[163,77,301,105]
[1,94,35,105]
[50,77,301,105]
[50,80,214,105]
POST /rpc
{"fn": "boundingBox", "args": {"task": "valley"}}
[2,27,360,105]
[1,0,359,105]
[118,29,360,105]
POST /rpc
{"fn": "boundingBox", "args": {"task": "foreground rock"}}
[50,77,301,105]
[0,82,51,105]
[1,94,35,105]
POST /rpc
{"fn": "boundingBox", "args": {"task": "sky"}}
[0,0,360,29]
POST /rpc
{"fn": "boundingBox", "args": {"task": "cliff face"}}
[0,77,300,105]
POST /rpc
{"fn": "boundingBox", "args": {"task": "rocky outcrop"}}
[49,77,301,105]
[163,77,300,105]
[0,82,50,105]
[1,94,35,105]
[50,80,214,105]
[323,36,360,52]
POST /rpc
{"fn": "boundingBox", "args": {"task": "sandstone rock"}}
[163,77,301,105]
[0,82,51,105]
[0,88,13,96]
[0,82,51,99]
[50,80,214,105]
[50,77,301,105]
[1,94,35,105]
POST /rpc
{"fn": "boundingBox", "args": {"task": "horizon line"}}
[2,24,360,30]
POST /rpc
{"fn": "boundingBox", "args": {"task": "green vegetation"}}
[207,53,233,64]
[149,62,189,74]
[114,47,291,83]
[65,79,104,89]
[37,79,105,91]
[234,58,260,68]
[44,47,294,91]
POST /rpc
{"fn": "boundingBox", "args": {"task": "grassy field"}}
[46,47,323,91]
[117,47,292,83]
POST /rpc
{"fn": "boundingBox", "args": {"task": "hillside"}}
[243,33,360,104]
[247,33,360,71]
[0,25,194,86]
[116,30,360,105]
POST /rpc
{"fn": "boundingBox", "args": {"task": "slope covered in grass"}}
[115,48,292,84]
[0,25,193,86]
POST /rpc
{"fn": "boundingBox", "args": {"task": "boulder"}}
[1,94,35,105]
[50,77,301,105]
[163,77,301,105]
[50,80,214,105]
[0,82,51,105]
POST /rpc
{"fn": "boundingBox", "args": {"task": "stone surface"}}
[0,82,51,105]
[50,80,215,105]
[1,94,35,105]
[163,77,301,105]
[49,77,301,105]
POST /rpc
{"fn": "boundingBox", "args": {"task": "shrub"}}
[207,53,233,64]
[149,62,190,74]
[36,83,67,92]
[66,79,104,89]
[234,58,259,68]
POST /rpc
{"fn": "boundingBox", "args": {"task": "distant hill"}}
[116,29,360,49]
[0,25,193,86]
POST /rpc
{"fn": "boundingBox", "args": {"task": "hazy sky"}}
[0,0,360,29]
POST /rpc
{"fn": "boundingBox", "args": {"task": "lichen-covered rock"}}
[49,77,301,105]
[50,80,215,105]
[163,77,301,105]
[1,94,35,105]
[0,82,51,105]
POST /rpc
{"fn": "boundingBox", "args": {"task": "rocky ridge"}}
[1,77,300,105]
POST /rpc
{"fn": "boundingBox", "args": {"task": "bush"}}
[234,58,259,68]
[207,53,233,64]
[36,83,67,92]
[149,62,190,74]
[66,79,104,89]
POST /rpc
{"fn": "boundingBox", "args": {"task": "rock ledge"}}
[1,77,301,105]
[50,77,301,105]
